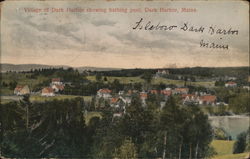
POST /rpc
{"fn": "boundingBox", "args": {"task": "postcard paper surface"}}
[1,0,249,158]
[1,1,249,68]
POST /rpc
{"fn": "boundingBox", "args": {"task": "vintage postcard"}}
[0,0,249,158]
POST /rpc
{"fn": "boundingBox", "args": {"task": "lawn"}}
[86,76,144,83]
[211,140,235,156]
[30,95,92,102]
[0,87,13,95]
[86,75,215,87]
[211,140,249,159]
[212,152,249,159]
[1,73,49,87]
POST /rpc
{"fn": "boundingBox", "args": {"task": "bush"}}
[233,131,247,154]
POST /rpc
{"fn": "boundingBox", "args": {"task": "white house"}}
[97,89,112,99]
[225,81,237,88]
[52,84,64,92]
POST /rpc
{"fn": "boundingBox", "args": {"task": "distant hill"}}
[0,63,121,72]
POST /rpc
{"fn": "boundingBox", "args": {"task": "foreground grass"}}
[211,140,249,159]
[212,152,249,159]
[211,140,235,156]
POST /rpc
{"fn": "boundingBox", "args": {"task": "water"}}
[209,115,250,139]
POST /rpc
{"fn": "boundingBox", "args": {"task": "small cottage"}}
[14,85,30,96]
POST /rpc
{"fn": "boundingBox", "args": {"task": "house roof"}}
[140,92,148,98]
[226,81,237,85]
[200,95,217,102]
[42,87,54,93]
[98,88,112,93]
[15,85,25,91]
[150,90,158,94]
[111,98,119,103]
[175,88,189,92]
[52,78,61,82]
[161,90,172,96]
[54,84,64,90]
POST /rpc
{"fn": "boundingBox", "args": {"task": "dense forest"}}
[1,95,215,158]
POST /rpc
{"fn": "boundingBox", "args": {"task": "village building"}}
[198,95,217,105]
[225,81,237,87]
[14,85,30,96]
[182,94,199,105]
[110,97,123,108]
[161,90,172,96]
[155,69,170,78]
[172,88,189,95]
[118,90,125,95]
[140,91,148,107]
[243,86,250,91]
[97,88,112,99]
[51,78,63,85]
[41,87,55,97]
[52,84,64,92]
[150,89,158,94]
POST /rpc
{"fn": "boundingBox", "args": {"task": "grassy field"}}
[0,95,92,104]
[1,73,49,87]
[30,95,92,102]
[1,73,50,95]
[212,152,249,159]
[211,140,235,156]
[0,87,13,95]
[86,75,215,87]
[87,76,144,83]
[211,140,250,159]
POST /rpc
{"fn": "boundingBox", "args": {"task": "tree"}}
[229,93,249,114]
[233,131,247,154]
[20,95,32,130]
[96,74,102,82]
[111,79,123,93]
[9,80,17,90]
[141,72,152,83]
[104,76,108,82]
[114,138,138,159]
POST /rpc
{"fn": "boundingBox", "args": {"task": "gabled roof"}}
[175,88,189,92]
[226,81,237,85]
[15,85,25,91]
[42,87,54,93]
[52,78,61,82]
[140,92,148,98]
[98,88,112,93]
[200,95,217,102]
[54,84,64,90]
[161,90,172,96]
[111,97,119,104]
[15,85,29,92]
[150,90,158,94]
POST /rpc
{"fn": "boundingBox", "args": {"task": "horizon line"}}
[1,62,249,70]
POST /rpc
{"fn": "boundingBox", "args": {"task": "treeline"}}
[96,67,248,78]
[28,67,86,83]
[0,95,214,158]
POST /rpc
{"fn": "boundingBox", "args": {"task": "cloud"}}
[92,19,116,26]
